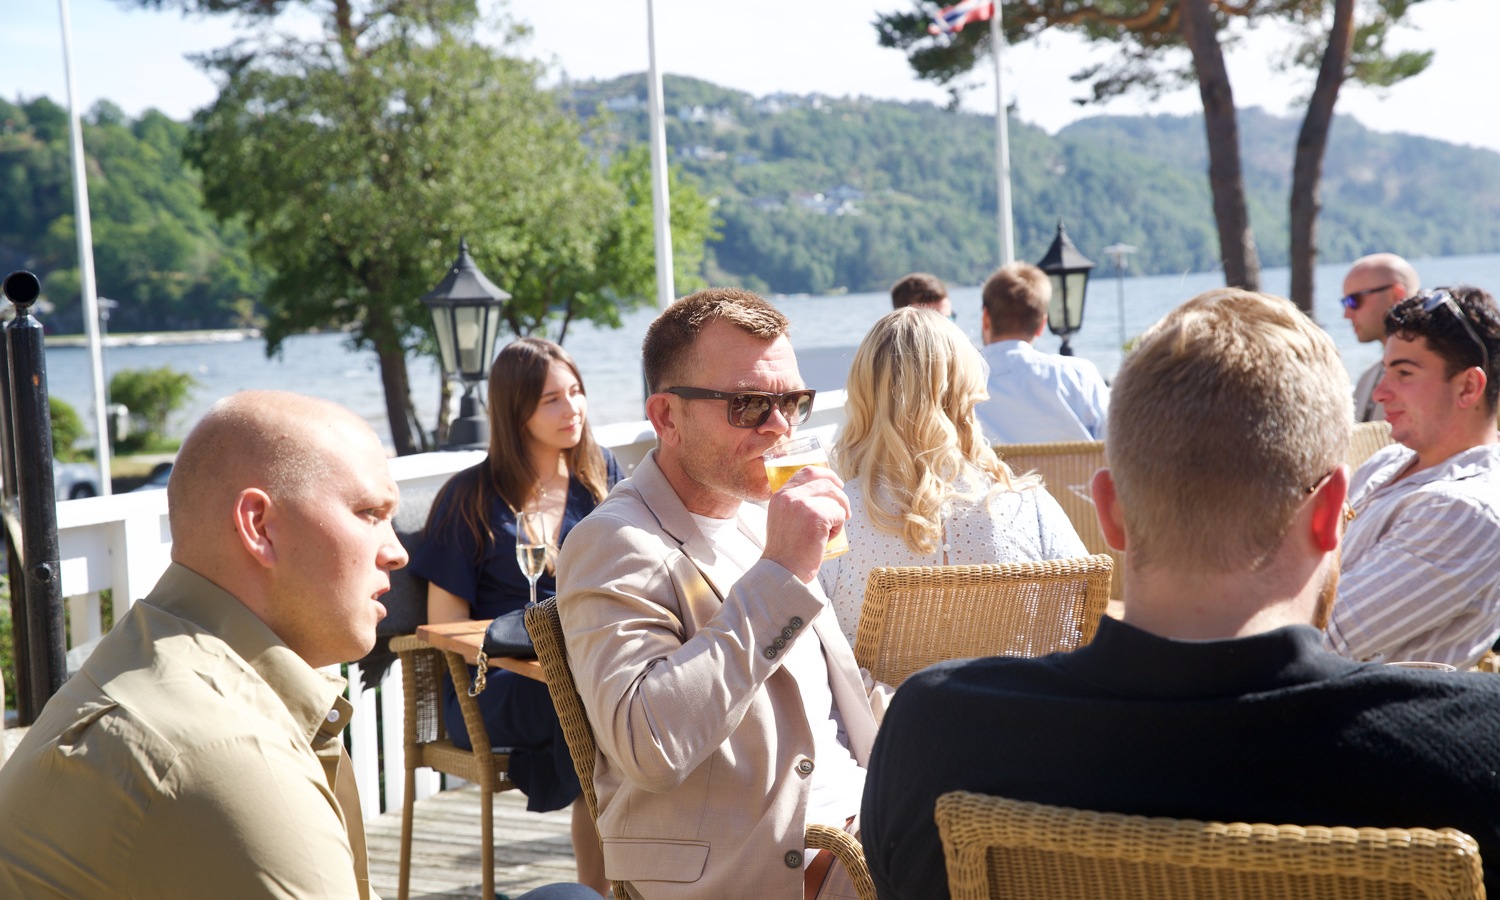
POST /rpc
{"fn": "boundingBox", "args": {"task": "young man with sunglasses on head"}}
[555,288,887,899]
[1326,285,1500,668]
[1342,253,1420,421]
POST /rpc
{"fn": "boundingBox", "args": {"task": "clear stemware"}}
[515,505,548,609]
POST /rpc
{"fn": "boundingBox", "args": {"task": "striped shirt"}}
[1325,442,1500,667]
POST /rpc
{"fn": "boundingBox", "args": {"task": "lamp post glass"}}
[1036,221,1094,356]
[420,239,511,449]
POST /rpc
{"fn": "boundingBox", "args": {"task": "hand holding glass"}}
[763,435,850,560]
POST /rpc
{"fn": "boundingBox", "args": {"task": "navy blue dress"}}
[409,450,621,812]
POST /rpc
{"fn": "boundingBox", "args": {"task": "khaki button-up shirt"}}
[0,564,373,899]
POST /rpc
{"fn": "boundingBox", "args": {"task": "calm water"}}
[45,252,1500,449]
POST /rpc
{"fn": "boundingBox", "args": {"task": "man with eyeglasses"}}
[889,271,954,319]
[1341,253,1420,422]
[975,262,1110,444]
[555,288,885,899]
[1325,285,1500,669]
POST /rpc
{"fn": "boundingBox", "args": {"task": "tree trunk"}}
[364,306,419,456]
[1290,0,1356,316]
[1179,0,1260,290]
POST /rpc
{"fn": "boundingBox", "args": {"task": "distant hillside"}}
[7,78,1500,328]
[570,74,1500,294]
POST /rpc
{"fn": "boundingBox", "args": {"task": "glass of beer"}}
[763,435,850,560]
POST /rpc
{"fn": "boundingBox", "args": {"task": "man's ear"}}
[1091,468,1127,551]
[233,488,277,568]
[1308,465,1350,553]
[1455,366,1489,412]
[645,393,679,447]
[980,307,992,343]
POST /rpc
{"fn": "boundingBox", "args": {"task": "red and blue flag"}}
[927,0,995,35]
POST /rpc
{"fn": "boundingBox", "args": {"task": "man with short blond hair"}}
[863,289,1500,899]
[1342,252,1420,421]
[976,262,1109,444]
[558,287,883,899]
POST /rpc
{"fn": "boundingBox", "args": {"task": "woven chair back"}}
[854,556,1112,689]
[525,598,631,900]
[935,791,1484,900]
[993,441,1120,597]
[1350,419,1396,469]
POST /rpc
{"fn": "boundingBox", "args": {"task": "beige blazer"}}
[556,452,885,899]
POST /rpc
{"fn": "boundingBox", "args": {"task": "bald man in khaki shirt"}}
[0,392,407,899]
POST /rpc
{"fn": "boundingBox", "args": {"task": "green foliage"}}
[0,97,266,333]
[109,366,197,453]
[182,6,716,452]
[49,397,87,462]
[568,76,1500,293]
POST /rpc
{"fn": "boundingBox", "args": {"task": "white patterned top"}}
[1325,442,1500,667]
[817,468,1087,645]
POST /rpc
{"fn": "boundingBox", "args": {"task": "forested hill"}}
[575,73,1500,295]
[5,79,1500,332]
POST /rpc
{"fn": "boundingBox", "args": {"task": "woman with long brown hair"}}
[410,337,618,894]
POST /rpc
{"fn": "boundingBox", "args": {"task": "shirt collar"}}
[1062,616,1360,699]
[145,563,353,745]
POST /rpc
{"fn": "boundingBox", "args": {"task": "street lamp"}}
[1101,243,1137,354]
[1036,221,1095,357]
[420,238,510,450]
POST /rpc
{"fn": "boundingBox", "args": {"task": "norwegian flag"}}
[927,0,995,35]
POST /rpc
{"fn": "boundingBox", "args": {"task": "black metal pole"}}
[4,270,67,714]
[0,298,30,721]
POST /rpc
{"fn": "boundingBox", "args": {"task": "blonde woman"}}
[818,307,1086,643]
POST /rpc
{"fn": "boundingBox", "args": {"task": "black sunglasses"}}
[1340,283,1396,311]
[665,387,817,428]
[1418,289,1490,374]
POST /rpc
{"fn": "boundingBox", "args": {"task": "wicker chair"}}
[993,440,1121,598]
[934,791,1484,900]
[854,556,1113,689]
[525,596,876,900]
[389,634,515,900]
[1351,419,1396,469]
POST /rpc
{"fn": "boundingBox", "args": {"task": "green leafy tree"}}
[49,397,87,462]
[874,0,1434,309]
[173,1,714,454]
[110,367,198,453]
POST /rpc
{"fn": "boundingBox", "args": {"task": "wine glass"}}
[515,506,549,609]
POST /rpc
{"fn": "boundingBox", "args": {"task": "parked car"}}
[54,460,101,500]
[129,461,173,492]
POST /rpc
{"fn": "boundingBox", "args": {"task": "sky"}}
[4,0,1498,153]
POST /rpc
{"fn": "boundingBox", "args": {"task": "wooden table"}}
[416,619,546,683]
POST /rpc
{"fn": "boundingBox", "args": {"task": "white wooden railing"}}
[45,393,846,818]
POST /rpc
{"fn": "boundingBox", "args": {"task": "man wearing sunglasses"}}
[1341,253,1420,422]
[556,288,884,899]
[1326,286,1500,668]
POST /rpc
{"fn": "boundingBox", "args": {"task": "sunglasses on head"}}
[1418,288,1490,374]
[1340,283,1396,311]
[665,387,817,428]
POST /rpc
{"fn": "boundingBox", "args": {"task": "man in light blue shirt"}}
[975,262,1110,445]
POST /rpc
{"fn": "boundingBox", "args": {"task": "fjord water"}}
[46,252,1500,448]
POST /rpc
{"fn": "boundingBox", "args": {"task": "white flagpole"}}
[645,0,675,310]
[58,0,112,495]
[990,2,1015,266]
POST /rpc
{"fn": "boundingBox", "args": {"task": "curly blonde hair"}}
[834,308,1031,554]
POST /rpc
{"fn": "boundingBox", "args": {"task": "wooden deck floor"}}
[367,784,582,899]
